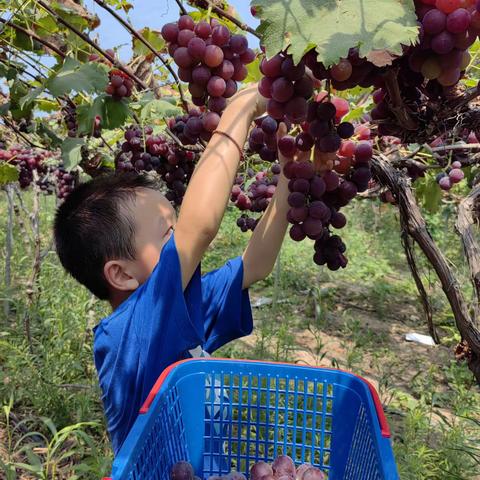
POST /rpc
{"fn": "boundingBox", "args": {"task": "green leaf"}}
[19,87,44,110]
[140,99,181,121]
[0,63,18,81]
[47,57,109,96]
[37,123,63,148]
[133,28,165,57]
[415,172,442,213]
[36,98,58,113]
[77,96,105,136]
[0,163,19,185]
[245,56,261,83]
[102,96,131,129]
[252,0,419,66]
[61,137,85,170]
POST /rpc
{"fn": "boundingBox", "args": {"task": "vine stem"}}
[34,0,149,90]
[198,0,260,38]
[0,17,66,58]
[174,0,188,16]
[3,185,14,318]
[431,143,480,153]
[0,117,46,150]
[93,0,188,110]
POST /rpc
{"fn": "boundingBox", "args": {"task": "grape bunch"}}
[62,104,78,138]
[55,167,76,199]
[105,69,134,99]
[248,115,280,162]
[283,138,373,271]
[411,0,478,87]
[115,125,197,206]
[258,51,314,123]
[304,47,383,91]
[169,454,326,480]
[169,108,220,145]
[436,159,465,190]
[231,163,280,231]
[0,145,50,189]
[162,15,255,112]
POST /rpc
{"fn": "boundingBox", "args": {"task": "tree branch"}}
[0,117,46,150]
[456,184,480,327]
[174,0,188,16]
[34,0,149,90]
[372,154,480,382]
[93,0,188,110]
[0,17,66,58]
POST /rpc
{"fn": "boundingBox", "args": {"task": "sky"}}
[83,0,260,61]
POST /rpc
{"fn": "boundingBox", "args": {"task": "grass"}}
[0,191,479,479]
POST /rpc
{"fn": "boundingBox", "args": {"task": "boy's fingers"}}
[296,149,311,163]
[276,122,287,139]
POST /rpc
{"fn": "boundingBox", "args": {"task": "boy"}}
[54,85,292,456]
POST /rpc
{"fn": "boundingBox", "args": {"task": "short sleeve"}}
[201,257,253,353]
[93,233,204,455]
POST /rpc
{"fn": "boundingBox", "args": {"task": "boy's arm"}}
[242,124,308,288]
[175,85,263,289]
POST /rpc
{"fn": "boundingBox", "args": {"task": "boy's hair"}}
[54,173,159,300]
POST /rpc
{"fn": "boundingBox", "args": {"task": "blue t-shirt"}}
[92,233,253,455]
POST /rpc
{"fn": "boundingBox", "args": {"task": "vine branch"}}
[34,0,149,90]
[198,0,260,38]
[0,17,66,58]
[93,0,188,110]
[456,184,480,326]
[372,154,480,382]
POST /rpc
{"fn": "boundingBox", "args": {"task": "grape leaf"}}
[415,173,442,213]
[0,163,19,185]
[102,96,130,129]
[37,124,63,148]
[0,103,11,115]
[19,87,44,110]
[252,0,419,66]
[245,56,261,83]
[61,137,85,170]
[140,99,181,121]
[47,57,109,96]
[77,96,105,136]
[132,28,165,57]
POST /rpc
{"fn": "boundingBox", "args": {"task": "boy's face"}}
[103,187,177,300]
[130,188,177,285]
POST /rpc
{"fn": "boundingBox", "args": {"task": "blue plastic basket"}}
[106,358,399,479]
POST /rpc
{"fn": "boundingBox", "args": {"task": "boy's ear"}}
[103,260,140,293]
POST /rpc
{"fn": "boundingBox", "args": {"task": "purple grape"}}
[296,160,315,179]
[331,210,347,229]
[337,122,354,139]
[250,461,273,480]
[317,102,336,120]
[354,142,373,163]
[267,99,286,120]
[170,461,194,480]
[204,45,224,68]
[230,34,248,54]
[278,135,297,157]
[446,8,470,34]
[323,170,340,191]
[293,178,310,194]
[240,48,256,64]
[422,9,447,35]
[309,120,329,139]
[449,168,464,183]
[431,31,454,55]
[318,134,341,153]
[261,116,278,134]
[173,47,194,68]
[285,97,308,123]
[303,217,324,237]
[207,76,226,96]
[271,77,295,102]
[338,180,358,201]
[161,23,179,42]
[178,29,195,47]
[288,192,307,207]
[296,132,314,151]
[290,206,309,222]
[281,57,305,81]
[224,79,238,98]
[187,37,206,59]
[178,15,194,30]
[261,54,284,77]
[208,96,227,113]
[212,25,230,46]
[290,224,306,241]
[309,200,331,222]
[213,60,235,80]
[439,176,452,190]
[195,20,211,38]
[310,175,326,199]
[294,76,314,98]
[192,65,211,85]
